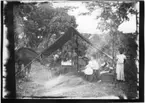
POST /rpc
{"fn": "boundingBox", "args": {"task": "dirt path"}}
[16,62,129,99]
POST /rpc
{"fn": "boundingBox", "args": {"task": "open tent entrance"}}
[40,27,115,81]
[40,27,93,75]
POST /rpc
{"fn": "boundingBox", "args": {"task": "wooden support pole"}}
[76,35,79,71]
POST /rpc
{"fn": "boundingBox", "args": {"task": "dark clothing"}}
[93,70,100,81]
[85,75,94,82]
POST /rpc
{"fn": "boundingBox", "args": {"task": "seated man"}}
[87,56,100,81]
[81,56,100,82]
[81,66,94,82]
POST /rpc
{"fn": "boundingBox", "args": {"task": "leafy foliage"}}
[82,1,137,57]
[14,3,89,64]
[82,1,138,81]
[14,3,77,49]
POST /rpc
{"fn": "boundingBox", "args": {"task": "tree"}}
[80,1,137,61]
[81,1,138,83]
[14,3,77,50]
[14,3,89,65]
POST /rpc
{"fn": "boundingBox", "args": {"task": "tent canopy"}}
[41,27,93,57]
[41,26,112,59]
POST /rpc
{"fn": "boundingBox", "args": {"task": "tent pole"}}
[112,32,115,69]
[71,32,73,66]
[90,45,113,60]
[71,26,113,60]
[76,35,78,71]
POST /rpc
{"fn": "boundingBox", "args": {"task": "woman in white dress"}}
[116,49,126,81]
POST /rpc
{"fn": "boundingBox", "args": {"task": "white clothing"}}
[116,54,126,64]
[82,59,99,75]
[61,60,72,66]
[82,68,93,75]
[116,54,126,81]
[86,60,99,70]
[53,54,59,60]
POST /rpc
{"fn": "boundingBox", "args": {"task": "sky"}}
[52,1,102,34]
[52,1,138,34]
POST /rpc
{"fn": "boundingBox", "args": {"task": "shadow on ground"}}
[16,62,136,99]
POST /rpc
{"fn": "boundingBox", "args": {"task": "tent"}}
[42,27,74,56]
[41,26,112,59]
[40,27,116,81]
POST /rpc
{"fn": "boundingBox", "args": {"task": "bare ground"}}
[16,62,136,99]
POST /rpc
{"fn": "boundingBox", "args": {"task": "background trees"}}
[14,3,77,50]
[80,1,138,81]
[14,2,138,68]
[80,1,137,61]
[14,3,88,63]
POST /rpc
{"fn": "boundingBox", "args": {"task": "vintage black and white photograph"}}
[3,1,142,100]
